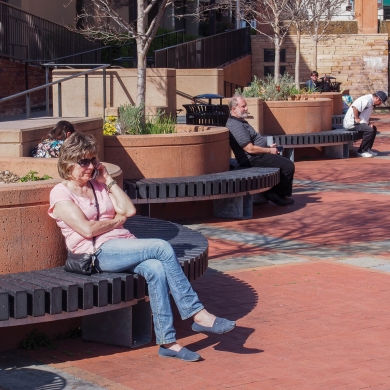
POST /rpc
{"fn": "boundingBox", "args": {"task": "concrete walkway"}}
[2,111,390,389]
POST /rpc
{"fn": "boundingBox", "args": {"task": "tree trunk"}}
[136,0,146,123]
[295,30,301,89]
[312,24,319,70]
[274,35,281,83]
[313,40,318,70]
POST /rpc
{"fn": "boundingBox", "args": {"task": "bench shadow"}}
[0,353,67,389]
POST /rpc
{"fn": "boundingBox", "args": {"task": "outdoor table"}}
[193,93,224,105]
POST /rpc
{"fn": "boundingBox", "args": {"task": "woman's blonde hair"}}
[58,132,99,180]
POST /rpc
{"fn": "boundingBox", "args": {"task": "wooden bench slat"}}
[3,276,45,317]
[0,280,28,319]
[8,273,63,315]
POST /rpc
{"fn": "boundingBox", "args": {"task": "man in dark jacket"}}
[226,95,295,206]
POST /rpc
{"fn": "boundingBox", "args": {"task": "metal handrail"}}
[24,30,185,67]
[0,64,110,119]
[154,27,251,69]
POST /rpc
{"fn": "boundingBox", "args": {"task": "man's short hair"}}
[311,71,319,77]
[229,94,243,111]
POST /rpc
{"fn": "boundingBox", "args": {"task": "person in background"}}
[342,92,353,114]
[343,91,387,158]
[306,71,319,91]
[226,95,295,207]
[31,120,75,158]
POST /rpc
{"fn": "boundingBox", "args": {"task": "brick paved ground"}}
[3,110,390,389]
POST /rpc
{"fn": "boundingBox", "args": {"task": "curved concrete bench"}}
[124,167,280,219]
[0,215,208,348]
[266,129,363,161]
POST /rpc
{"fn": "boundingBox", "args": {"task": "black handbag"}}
[64,181,101,275]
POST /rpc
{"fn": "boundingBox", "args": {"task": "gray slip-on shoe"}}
[158,346,201,362]
[191,317,236,334]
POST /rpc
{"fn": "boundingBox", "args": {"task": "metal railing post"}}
[103,68,106,119]
[45,67,50,116]
[58,82,62,117]
[85,74,89,117]
[26,94,30,119]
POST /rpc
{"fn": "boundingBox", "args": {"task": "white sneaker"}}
[367,149,378,156]
[357,151,373,158]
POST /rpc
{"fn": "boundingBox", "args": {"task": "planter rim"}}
[104,126,229,147]
[264,99,332,106]
[0,158,121,206]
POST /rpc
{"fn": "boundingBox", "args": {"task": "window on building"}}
[264,49,286,63]
[264,66,286,78]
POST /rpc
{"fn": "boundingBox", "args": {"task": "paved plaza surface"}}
[2,111,390,389]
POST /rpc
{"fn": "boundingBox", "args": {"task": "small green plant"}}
[115,104,176,135]
[20,171,52,182]
[144,110,176,134]
[19,329,57,350]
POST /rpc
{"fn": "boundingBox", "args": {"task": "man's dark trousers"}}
[248,154,294,197]
[349,123,377,152]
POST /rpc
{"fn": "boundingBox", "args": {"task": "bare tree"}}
[239,0,293,82]
[288,0,312,89]
[305,0,345,70]
[69,0,172,120]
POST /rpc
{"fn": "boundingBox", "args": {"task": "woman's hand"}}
[94,162,110,183]
[113,213,128,228]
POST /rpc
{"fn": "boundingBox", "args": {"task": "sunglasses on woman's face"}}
[76,157,98,168]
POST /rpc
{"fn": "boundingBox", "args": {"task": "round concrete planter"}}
[103,124,231,180]
[309,92,343,115]
[262,98,333,135]
[0,158,122,274]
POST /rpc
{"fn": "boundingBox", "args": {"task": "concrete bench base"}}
[213,194,254,219]
[83,299,152,348]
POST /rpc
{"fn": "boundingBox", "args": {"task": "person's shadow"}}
[171,269,264,355]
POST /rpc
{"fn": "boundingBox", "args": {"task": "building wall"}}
[251,34,388,98]
[6,0,77,26]
[0,58,51,118]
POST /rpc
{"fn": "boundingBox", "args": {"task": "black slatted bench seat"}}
[0,215,208,349]
[266,129,363,161]
[123,167,280,219]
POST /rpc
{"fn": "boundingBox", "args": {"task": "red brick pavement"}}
[14,112,390,389]
[21,261,390,389]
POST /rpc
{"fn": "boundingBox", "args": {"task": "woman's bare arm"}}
[53,200,127,239]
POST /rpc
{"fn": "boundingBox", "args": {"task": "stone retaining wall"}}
[251,34,388,98]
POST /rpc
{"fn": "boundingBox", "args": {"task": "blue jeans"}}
[96,238,204,344]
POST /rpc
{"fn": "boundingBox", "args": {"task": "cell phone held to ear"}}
[91,169,99,180]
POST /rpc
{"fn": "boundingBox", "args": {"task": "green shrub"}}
[118,103,144,135]
[237,73,311,101]
[116,104,176,135]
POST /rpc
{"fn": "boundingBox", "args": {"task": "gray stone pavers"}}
[0,353,105,390]
[207,253,308,273]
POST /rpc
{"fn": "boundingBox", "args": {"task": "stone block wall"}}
[251,34,388,98]
[0,58,52,118]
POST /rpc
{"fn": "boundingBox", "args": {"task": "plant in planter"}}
[238,73,313,101]
[112,103,176,135]
[103,116,118,136]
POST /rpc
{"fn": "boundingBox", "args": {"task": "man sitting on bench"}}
[226,95,295,206]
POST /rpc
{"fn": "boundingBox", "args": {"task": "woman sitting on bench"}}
[48,132,235,362]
